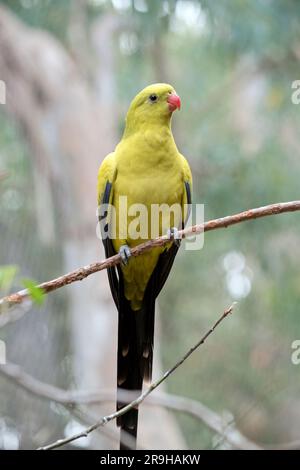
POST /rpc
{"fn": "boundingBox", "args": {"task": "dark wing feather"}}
[153,180,192,298]
[138,180,192,380]
[101,179,192,450]
[100,181,119,308]
[100,182,142,447]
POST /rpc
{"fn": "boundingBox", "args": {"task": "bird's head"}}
[124,83,181,133]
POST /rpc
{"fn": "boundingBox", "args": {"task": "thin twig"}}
[149,392,260,450]
[0,362,258,450]
[0,201,299,315]
[0,357,258,449]
[9,362,300,449]
[36,303,235,450]
[1,360,259,449]
[0,357,259,449]
[5,361,298,450]
[69,406,139,451]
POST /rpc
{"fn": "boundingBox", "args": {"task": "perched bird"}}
[97,83,192,449]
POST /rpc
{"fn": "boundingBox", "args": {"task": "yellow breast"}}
[111,135,184,310]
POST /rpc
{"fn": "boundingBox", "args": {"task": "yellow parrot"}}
[97,83,192,449]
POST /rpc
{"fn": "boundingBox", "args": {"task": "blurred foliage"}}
[0,265,45,306]
[21,278,45,306]
[1,0,73,42]
[0,266,18,292]
[1,0,300,449]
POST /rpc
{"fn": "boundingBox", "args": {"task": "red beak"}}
[167,93,181,112]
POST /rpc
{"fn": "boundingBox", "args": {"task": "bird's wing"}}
[139,157,192,382]
[97,152,116,206]
[97,152,119,308]
[151,153,192,300]
[179,152,193,225]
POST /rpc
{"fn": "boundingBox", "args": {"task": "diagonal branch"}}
[1,200,299,316]
[36,303,235,450]
[0,344,260,450]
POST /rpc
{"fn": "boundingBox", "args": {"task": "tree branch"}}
[0,348,261,450]
[1,201,299,316]
[34,303,235,449]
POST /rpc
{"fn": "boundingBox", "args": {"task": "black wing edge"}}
[184,180,192,224]
[100,181,119,309]
[152,180,192,299]
[100,180,191,309]
[138,180,192,380]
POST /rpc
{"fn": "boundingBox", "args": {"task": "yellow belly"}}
[112,166,183,310]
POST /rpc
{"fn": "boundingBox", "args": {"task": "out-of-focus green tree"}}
[1,0,300,449]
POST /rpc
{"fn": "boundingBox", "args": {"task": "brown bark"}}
[2,200,299,310]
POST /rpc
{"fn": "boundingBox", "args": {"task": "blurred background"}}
[0,0,300,450]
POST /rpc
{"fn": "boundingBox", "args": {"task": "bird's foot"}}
[119,244,131,265]
[167,227,181,247]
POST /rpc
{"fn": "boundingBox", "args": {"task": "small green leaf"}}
[22,278,45,306]
[0,265,19,291]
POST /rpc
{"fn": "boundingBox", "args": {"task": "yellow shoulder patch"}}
[97,152,117,205]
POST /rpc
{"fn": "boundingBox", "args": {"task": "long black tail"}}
[117,279,155,450]
[101,180,184,449]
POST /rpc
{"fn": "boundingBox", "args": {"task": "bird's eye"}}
[149,94,158,102]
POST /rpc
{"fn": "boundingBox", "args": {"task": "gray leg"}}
[167,227,181,247]
[119,244,131,265]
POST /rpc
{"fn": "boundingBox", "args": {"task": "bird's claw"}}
[167,227,181,247]
[119,244,131,265]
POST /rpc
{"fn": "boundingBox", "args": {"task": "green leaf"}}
[0,265,19,291]
[22,278,45,306]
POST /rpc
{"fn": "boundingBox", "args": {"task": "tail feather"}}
[116,244,177,449]
[117,275,156,450]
